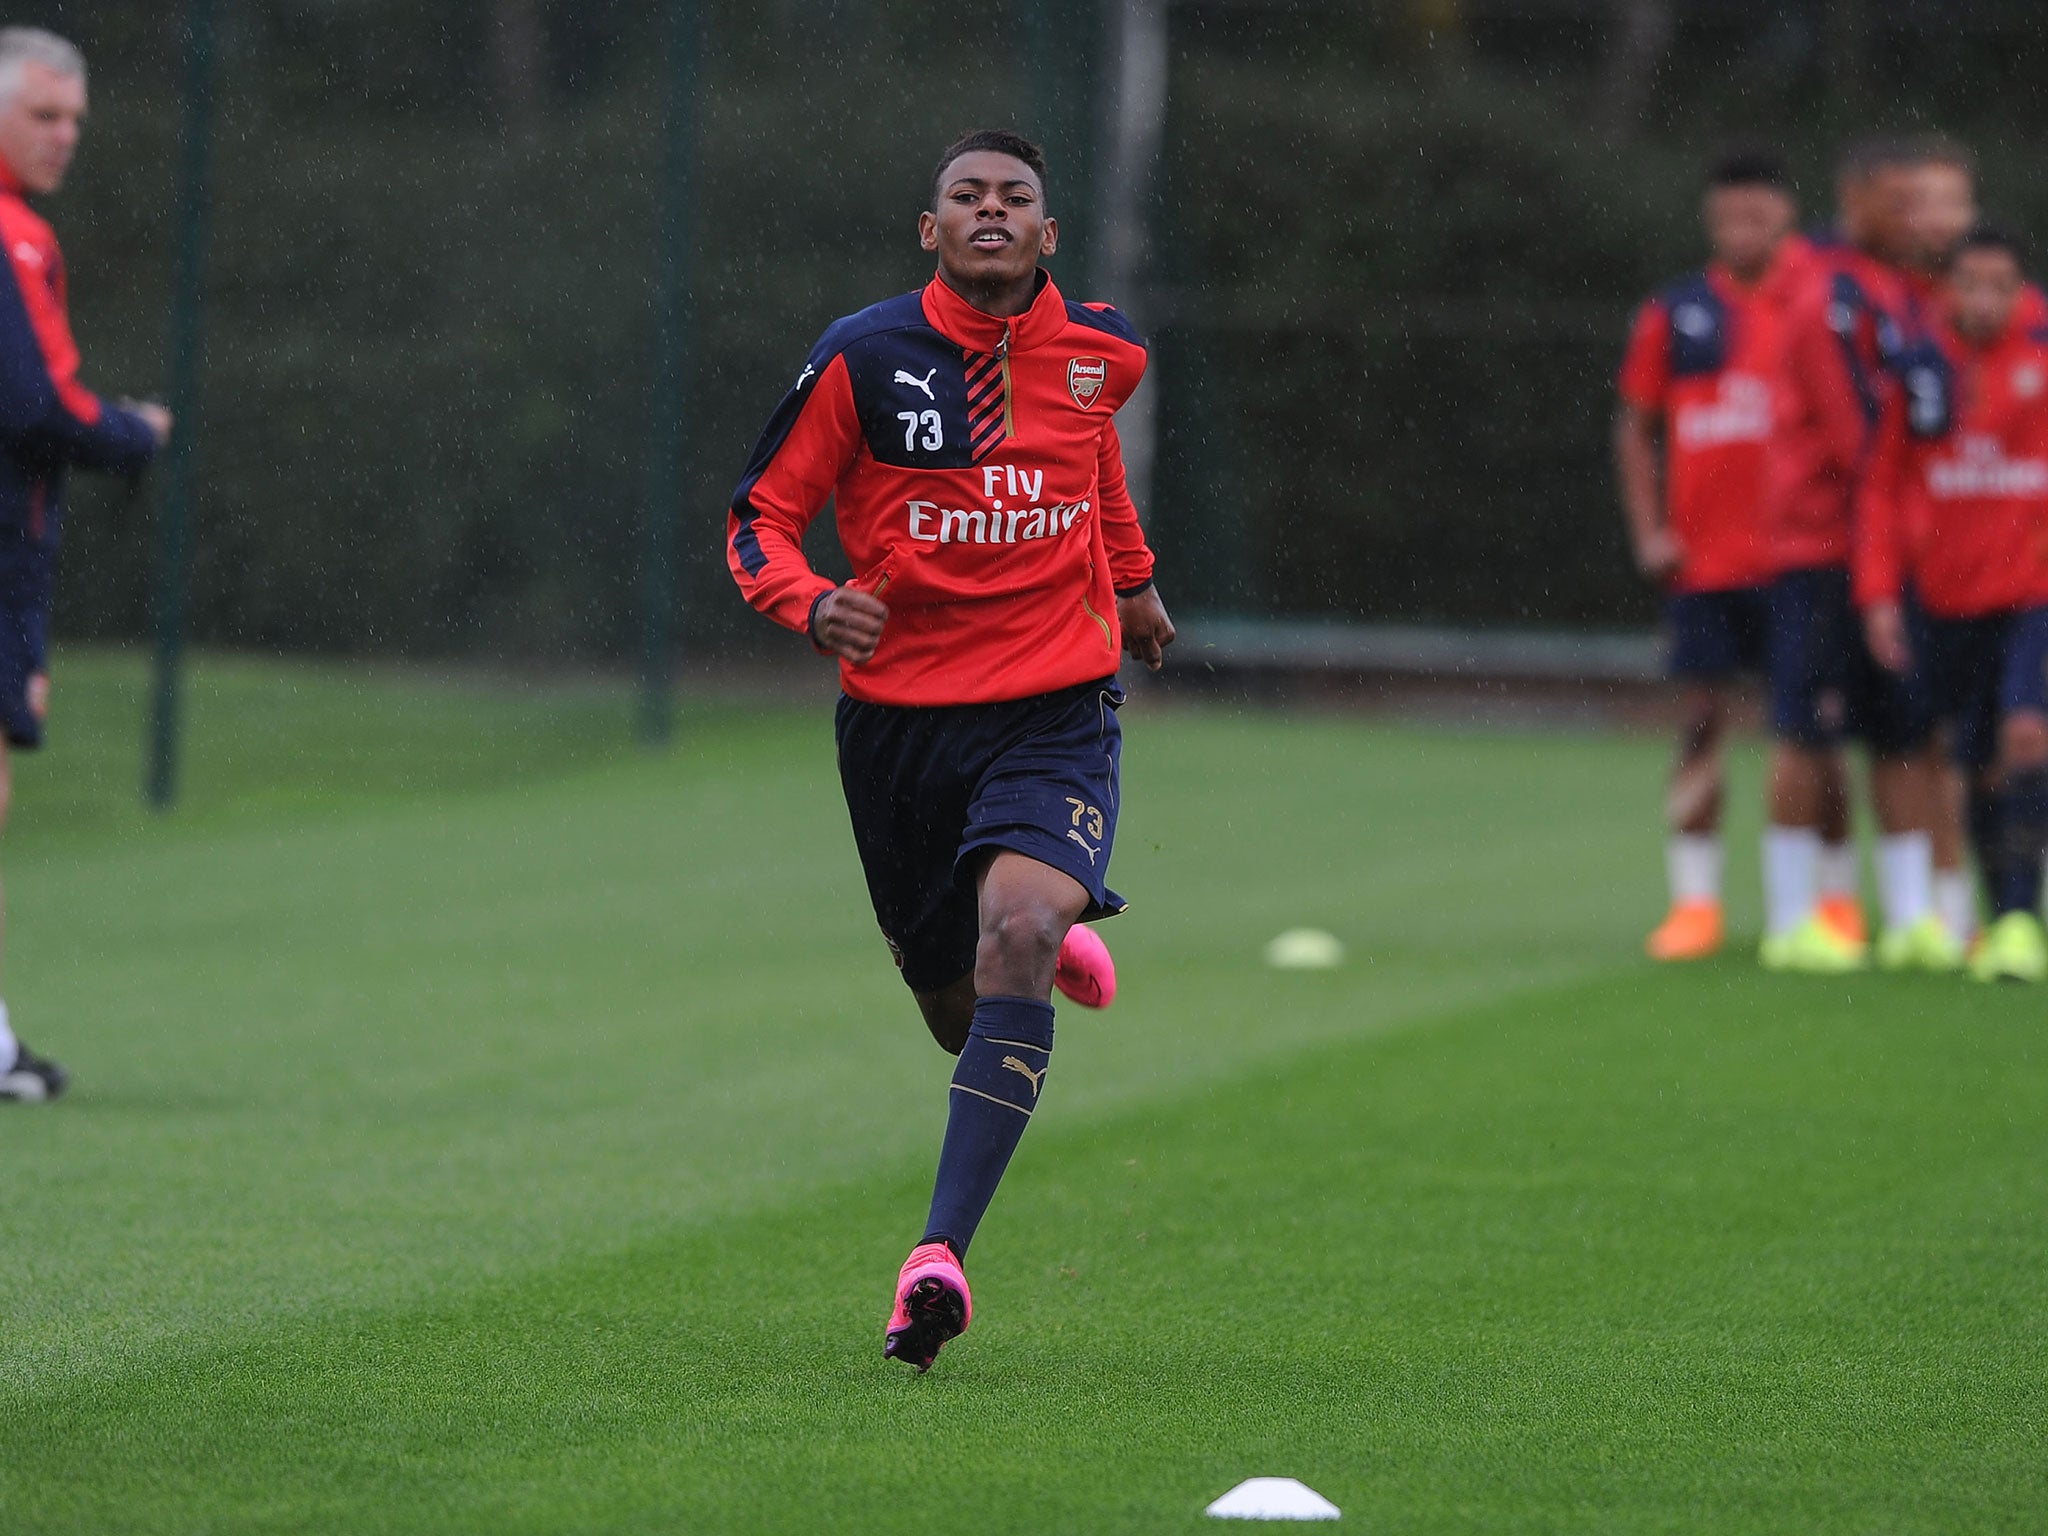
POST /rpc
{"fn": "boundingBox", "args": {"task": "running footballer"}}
[725,130,1174,1371]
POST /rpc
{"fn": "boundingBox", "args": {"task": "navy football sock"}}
[1969,784,2009,917]
[921,995,1054,1260]
[1995,768,2048,916]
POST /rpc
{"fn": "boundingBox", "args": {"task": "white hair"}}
[0,28,84,108]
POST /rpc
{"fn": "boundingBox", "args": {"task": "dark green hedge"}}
[20,0,2048,658]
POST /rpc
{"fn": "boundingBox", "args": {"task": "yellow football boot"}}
[1971,911,2048,984]
[1760,913,1869,974]
[1875,914,1967,973]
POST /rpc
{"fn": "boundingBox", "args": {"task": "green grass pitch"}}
[2,652,2043,1533]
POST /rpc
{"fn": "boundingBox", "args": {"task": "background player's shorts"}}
[835,677,1125,993]
[1915,605,2048,770]
[1665,586,1770,680]
[1767,564,1930,752]
[0,545,53,750]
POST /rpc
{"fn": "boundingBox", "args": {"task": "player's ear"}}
[918,210,939,253]
[1040,216,1058,258]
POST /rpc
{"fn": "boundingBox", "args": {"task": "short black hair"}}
[1956,222,2026,270]
[1837,136,1918,183]
[931,129,1048,210]
[1707,148,1789,192]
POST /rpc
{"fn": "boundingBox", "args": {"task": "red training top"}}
[0,160,157,543]
[1767,240,1908,574]
[727,271,1155,706]
[1856,311,2048,617]
[1617,259,1792,593]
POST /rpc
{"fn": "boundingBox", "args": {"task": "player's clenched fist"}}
[810,586,889,665]
[119,399,173,449]
[1117,585,1175,672]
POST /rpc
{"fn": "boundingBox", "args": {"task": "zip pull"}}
[996,323,1011,360]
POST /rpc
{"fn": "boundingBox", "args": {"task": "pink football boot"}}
[1053,923,1117,1009]
[884,1241,972,1372]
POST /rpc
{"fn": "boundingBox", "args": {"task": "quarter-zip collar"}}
[922,268,1068,355]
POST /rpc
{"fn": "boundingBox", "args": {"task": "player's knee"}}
[976,900,1067,979]
[2002,713,2048,775]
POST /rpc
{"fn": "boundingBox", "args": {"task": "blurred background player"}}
[1759,139,1957,974]
[0,29,169,1103]
[1618,151,1808,959]
[1891,136,2048,948]
[1859,227,2048,981]
[725,130,1174,1370]
[1903,137,2048,330]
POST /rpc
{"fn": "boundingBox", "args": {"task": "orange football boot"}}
[1817,893,1868,948]
[1646,899,1725,960]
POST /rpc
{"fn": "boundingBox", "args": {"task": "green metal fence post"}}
[636,0,700,747]
[146,0,217,808]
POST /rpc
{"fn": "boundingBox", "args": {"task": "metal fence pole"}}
[636,0,700,747]
[147,0,218,808]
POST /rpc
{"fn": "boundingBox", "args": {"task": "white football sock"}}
[1934,869,1978,943]
[1763,826,1821,938]
[1877,832,1933,931]
[1667,835,1724,905]
[1817,840,1859,900]
[0,999,16,1073]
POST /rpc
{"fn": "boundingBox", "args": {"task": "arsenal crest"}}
[1068,356,1107,409]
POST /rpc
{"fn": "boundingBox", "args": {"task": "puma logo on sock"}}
[1001,1055,1046,1097]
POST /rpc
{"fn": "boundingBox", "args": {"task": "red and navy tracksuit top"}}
[727,270,1157,707]
[0,162,158,564]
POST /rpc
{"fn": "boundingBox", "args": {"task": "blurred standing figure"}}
[0,29,170,1102]
[1856,228,2048,981]
[1892,137,2046,948]
[1757,140,1958,974]
[1616,152,1805,961]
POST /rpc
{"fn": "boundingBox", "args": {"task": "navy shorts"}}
[1666,586,1771,680]
[1916,605,2048,770]
[835,677,1126,993]
[0,544,52,750]
[1767,565,1931,752]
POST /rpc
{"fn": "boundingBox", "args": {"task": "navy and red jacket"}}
[1856,311,2048,618]
[1617,259,1792,593]
[0,162,157,553]
[1768,235,1910,573]
[727,270,1156,706]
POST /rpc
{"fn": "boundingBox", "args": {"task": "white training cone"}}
[1264,928,1345,970]
[1205,1477,1341,1520]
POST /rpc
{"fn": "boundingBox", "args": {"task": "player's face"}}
[919,152,1057,292]
[0,63,85,196]
[1704,184,1792,281]
[1949,248,2023,344]
[1906,161,1976,272]
[1842,165,1918,265]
